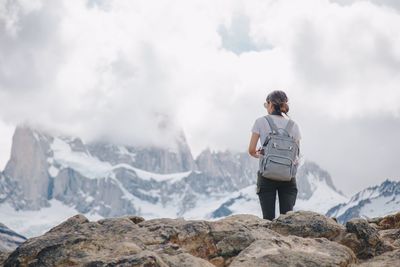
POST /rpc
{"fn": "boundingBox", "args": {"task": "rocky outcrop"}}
[265,210,399,261]
[378,229,400,248]
[3,211,400,266]
[267,210,346,241]
[2,211,360,267]
[376,212,400,230]
[341,218,393,259]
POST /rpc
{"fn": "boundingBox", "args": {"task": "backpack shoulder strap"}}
[285,119,294,134]
[264,115,279,134]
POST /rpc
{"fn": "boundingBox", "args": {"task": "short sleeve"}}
[251,119,260,134]
[293,122,302,142]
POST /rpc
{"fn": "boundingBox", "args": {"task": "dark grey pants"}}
[256,171,298,220]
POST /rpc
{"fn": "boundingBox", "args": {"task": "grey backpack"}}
[259,115,299,181]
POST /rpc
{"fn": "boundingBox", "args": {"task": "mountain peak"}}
[296,160,345,199]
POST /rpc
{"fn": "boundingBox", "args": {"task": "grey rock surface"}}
[3,126,52,210]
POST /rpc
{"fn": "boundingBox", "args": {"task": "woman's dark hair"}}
[266,90,289,115]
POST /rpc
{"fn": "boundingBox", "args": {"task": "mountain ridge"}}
[327,179,400,223]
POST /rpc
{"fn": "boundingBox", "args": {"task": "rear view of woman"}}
[248,90,301,220]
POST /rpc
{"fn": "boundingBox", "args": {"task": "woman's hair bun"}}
[266,90,289,114]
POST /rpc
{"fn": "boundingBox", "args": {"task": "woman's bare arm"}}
[248,132,260,158]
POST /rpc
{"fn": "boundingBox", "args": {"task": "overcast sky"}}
[0,0,399,196]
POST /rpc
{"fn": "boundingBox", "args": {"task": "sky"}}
[0,0,399,196]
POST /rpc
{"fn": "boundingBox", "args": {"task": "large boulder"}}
[379,229,400,248]
[355,249,400,267]
[377,212,400,230]
[230,236,356,267]
[342,218,393,259]
[373,212,400,254]
[268,210,346,241]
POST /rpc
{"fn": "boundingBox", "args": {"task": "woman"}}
[248,90,301,220]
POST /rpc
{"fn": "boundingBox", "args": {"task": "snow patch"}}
[48,165,59,177]
[0,200,103,238]
[296,173,349,214]
[51,137,114,179]
[130,167,192,183]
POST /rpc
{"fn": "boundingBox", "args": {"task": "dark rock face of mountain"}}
[327,180,400,224]
[0,222,26,253]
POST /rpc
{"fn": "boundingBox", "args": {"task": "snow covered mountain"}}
[0,125,348,237]
[0,125,257,237]
[326,179,400,223]
[206,160,349,219]
[0,222,26,252]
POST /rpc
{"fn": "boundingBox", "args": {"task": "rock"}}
[343,218,392,259]
[355,249,400,267]
[268,210,346,241]
[4,213,360,267]
[379,229,400,248]
[377,212,400,230]
[0,251,10,266]
[159,252,214,267]
[126,215,146,224]
[230,236,356,267]
[366,217,383,225]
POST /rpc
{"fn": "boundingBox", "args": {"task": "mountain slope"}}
[0,222,26,252]
[326,179,400,223]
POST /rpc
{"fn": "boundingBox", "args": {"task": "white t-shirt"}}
[251,115,301,146]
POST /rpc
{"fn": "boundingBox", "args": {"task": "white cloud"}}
[0,0,399,194]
